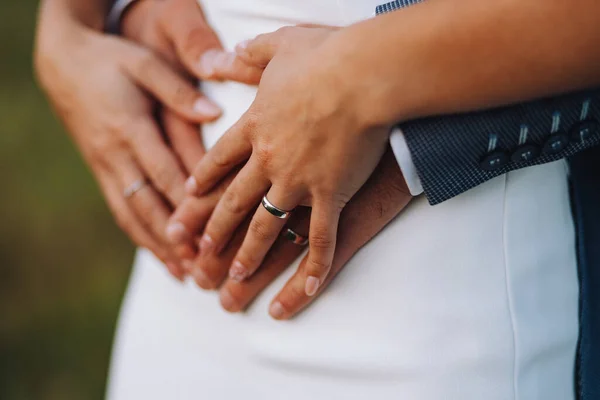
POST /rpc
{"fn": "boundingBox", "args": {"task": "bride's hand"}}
[177,25,399,296]
[219,149,412,319]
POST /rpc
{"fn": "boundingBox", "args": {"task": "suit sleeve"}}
[398,90,600,205]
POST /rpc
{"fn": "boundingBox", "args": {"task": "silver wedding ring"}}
[123,179,148,199]
[261,196,293,219]
[283,228,309,246]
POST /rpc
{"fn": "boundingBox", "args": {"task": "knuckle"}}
[308,257,331,274]
[152,165,177,193]
[236,250,259,269]
[222,189,245,215]
[249,218,278,242]
[254,142,274,168]
[309,231,334,251]
[242,111,260,135]
[210,150,234,169]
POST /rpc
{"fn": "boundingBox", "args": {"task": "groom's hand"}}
[121,0,263,84]
[35,1,225,280]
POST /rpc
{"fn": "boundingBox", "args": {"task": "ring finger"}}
[99,170,186,281]
[228,184,304,282]
[115,152,182,255]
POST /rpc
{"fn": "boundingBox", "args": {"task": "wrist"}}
[321,23,416,131]
[35,10,98,93]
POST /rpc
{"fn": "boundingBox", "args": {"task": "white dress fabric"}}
[107,1,580,399]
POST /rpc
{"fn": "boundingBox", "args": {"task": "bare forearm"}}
[333,0,600,127]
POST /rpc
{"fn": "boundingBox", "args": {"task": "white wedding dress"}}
[107,1,579,399]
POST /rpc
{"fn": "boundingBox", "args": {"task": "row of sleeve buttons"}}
[480,118,600,171]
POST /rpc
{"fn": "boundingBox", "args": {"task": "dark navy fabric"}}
[570,146,600,400]
[400,91,600,204]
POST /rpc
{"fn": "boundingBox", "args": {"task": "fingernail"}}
[185,177,198,194]
[199,234,214,254]
[305,276,320,297]
[219,288,237,312]
[269,301,285,319]
[235,40,250,54]
[166,222,189,243]
[229,261,248,282]
[193,98,222,118]
[198,49,219,76]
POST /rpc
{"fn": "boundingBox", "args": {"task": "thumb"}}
[234,30,286,68]
[158,0,222,78]
[159,1,263,84]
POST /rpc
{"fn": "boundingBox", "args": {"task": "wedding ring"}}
[123,179,148,199]
[283,228,309,246]
[261,196,293,219]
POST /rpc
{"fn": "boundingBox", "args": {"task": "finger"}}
[219,212,310,313]
[116,153,177,251]
[157,0,223,80]
[234,31,284,68]
[199,160,270,256]
[200,50,264,85]
[161,109,205,174]
[166,170,236,245]
[122,47,222,122]
[186,117,253,196]
[268,149,414,319]
[228,185,303,282]
[98,170,186,282]
[163,11,262,84]
[190,221,249,290]
[128,116,187,206]
[235,26,338,69]
[303,199,340,296]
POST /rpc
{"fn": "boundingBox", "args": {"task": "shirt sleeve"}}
[389,127,424,196]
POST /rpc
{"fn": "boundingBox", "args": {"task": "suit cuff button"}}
[543,134,570,155]
[570,120,600,143]
[511,144,540,163]
[480,151,509,171]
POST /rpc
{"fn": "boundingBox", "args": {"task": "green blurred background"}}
[0,1,134,399]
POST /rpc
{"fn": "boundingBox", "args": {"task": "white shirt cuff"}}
[389,127,424,196]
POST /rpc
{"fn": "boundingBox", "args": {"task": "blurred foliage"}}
[0,1,134,399]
